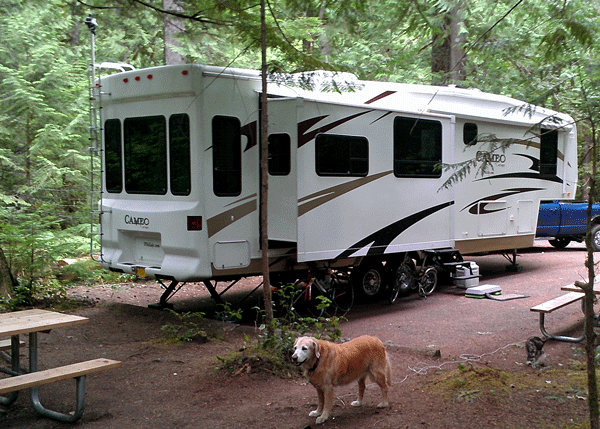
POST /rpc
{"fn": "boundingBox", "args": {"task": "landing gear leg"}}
[148,280,180,310]
[504,249,523,272]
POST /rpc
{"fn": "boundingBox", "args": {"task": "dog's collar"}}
[308,357,320,374]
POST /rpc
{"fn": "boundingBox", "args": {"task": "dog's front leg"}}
[315,385,334,424]
[309,388,324,418]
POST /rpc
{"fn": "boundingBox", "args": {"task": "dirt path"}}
[1,241,596,428]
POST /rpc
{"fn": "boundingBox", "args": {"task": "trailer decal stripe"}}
[298,111,373,147]
[298,171,392,216]
[475,172,562,184]
[207,199,257,237]
[365,91,396,105]
[336,201,454,259]
[224,193,256,208]
[473,153,562,184]
[461,188,542,214]
[241,121,258,152]
[370,111,393,125]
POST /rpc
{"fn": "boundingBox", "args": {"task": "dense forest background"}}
[1,0,599,302]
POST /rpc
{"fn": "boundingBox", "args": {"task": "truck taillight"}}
[187,216,202,231]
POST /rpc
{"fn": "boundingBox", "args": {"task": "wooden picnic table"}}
[561,282,600,294]
[0,309,120,422]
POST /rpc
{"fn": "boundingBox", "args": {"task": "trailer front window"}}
[212,116,242,196]
[104,119,122,193]
[463,123,478,145]
[393,116,442,178]
[268,133,291,176]
[169,114,191,196]
[540,128,558,177]
[124,116,167,195]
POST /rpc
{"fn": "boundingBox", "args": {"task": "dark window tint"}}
[169,114,191,195]
[393,117,442,178]
[104,119,122,193]
[268,133,291,176]
[540,128,558,177]
[124,116,167,194]
[463,122,478,145]
[212,116,241,196]
[315,134,368,177]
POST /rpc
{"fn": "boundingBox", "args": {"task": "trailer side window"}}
[393,116,442,178]
[104,119,123,193]
[212,116,242,196]
[169,114,191,196]
[315,134,368,177]
[124,116,167,195]
[540,128,558,177]
[268,133,291,176]
[463,123,478,145]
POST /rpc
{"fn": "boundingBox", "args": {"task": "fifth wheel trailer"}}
[89,64,577,304]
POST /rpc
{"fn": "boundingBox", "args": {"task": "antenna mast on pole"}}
[85,15,104,263]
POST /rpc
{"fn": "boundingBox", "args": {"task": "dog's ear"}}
[312,339,320,359]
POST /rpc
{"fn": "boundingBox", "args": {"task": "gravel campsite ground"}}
[1,241,598,428]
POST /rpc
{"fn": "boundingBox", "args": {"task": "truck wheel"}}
[592,224,600,252]
[351,262,385,300]
[549,238,571,249]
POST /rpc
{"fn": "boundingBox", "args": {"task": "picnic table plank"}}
[530,291,584,313]
[0,310,88,338]
[0,358,122,395]
[561,283,600,294]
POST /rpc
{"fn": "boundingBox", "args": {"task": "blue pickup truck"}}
[536,200,600,250]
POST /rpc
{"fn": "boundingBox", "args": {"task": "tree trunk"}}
[581,132,592,201]
[585,121,600,429]
[0,246,15,299]
[260,0,273,324]
[431,3,465,85]
[163,0,186,65]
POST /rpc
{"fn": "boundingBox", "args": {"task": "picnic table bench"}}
[0,309,121,423]
[530,282,600,342]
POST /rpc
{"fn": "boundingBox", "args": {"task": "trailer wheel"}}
[352,262,385,300]
[549,238,571,249]
[592,224,600,252]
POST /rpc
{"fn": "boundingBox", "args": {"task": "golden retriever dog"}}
[292,335,391,424]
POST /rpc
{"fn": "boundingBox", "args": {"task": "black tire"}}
[351,262,385,300]
[549,238,571,249]
[392,256,416,297]
[419,267,438,296]
[592,224,600,252]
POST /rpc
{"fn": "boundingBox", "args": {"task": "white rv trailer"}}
[92,64,577,305]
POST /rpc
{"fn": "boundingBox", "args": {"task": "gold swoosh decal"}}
[207,199,257,238]
[299,171,392,217]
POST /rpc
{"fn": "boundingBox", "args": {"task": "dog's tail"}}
[385,356,392,386]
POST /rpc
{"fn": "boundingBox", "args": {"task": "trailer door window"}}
[268,133,291,176]
[315,134,368,177]
[393,117,442,178]
[124,116,167,195]
[169,114,191,196]
[104,119,122,193]
[212,116,242,196]
[540,128,558,177]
